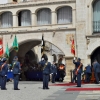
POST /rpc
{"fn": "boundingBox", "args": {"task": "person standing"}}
[12,56,21,90]
[39,54,51,89]
[73,57,83,87]
[1,58,8,90]
[51,61,57,83]
[93,60,100,84]
[85,64,91,83]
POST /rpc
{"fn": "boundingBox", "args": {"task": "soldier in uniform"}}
[12,56,21,90]
[51,61,57,83]
[39,54,51,89]
[1,58,8,90]
[85,64,91,83]
[73,57,83,87]
[93,60,100,84]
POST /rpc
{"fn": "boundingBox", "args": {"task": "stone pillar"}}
[51,11,57,25]
[13,15,18,27]
[72,9,76,27]
[64,57,74,82]
[31,13,37,26]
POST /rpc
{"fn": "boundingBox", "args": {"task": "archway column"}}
[13,15,18,27]
[31,13,37,26]
[51,11,57,25]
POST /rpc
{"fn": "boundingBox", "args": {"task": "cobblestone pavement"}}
[1,82,100,100]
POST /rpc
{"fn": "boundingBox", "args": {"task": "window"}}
[93,0,100,32]
[1,12,13,28]
[37,8,51,25]
[18,10,31,26]
[57,6,72,24]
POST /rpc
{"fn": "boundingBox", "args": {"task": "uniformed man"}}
[85,64,91,83]
[12,56,21,90]
[39,54,51,89]
[51,61,57,83]
[1,58,8,90]
[93,60,100,84]
[59,64,65,82]
[73,57,83,87]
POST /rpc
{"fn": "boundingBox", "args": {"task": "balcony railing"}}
[93,21,100,33]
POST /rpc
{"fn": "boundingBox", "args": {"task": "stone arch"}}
[16,9,32,15]
[35,7,52,13]
[0,11,13,15]
[8,39,65,56]
[55,5,72,11]
[86,40,100,55]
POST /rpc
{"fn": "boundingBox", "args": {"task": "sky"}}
[0,0,8,4]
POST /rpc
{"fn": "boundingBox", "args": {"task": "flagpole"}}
[74,32,78,59]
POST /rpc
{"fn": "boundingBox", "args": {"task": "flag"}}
[0,37,3,57]
[41,34,45,56]
[12,35,19,52]
[71,39,75,56]
[5,43,9,58]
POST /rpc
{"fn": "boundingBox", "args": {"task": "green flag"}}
[5,43,9,58]
[13,35,19,52]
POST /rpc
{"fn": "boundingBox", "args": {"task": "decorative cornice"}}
[0,28,76,35]
[0,0,76,10]
[86,34,100,38]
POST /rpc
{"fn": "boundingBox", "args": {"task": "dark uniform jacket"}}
[73,60,83,74]
[39,60,51,74]
[93,62,100,73]
[13,61,21,74]
[1,63,8,77]
[85,65,91,73]
[51,64,57,74]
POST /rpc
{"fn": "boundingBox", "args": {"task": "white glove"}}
[56,73,57,75]
[5,75,7,76]
[11,70,13,72]
[74,57,76,60]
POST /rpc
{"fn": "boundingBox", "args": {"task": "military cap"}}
[2,57,7,62]
[13,56,18,60]
[78,58,81,61]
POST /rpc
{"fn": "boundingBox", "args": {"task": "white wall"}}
[0,0,8,4]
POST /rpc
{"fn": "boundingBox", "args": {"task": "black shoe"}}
[76,86,81,87]
[1,88,7,90]
[43,88,45,90]
[14,88,20,90]
[46,87,49,89]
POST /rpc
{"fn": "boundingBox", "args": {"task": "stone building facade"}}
[0,0,98,81]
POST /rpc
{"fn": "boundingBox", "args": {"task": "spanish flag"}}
[71,39,75,56]
[0,37,3,57]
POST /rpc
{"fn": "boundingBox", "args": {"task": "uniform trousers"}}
[43,74,49,89]
[77,73,81,87]
[13,74,19,89]
[1,76,7,89]
[52,73,56,83]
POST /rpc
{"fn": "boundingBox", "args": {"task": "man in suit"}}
[73,57,83,87]
[12,56,21,90]
[51,61,57,83]
[85,64,91,83]
[1,57,8,90]
[39,54,51,89]
[93,60,100,84]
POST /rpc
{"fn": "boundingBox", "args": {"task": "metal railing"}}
[93,21,100,33]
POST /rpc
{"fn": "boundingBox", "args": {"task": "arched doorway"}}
[9,40,65,81]
[91,46,100,64]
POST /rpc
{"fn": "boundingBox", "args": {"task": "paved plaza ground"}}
[1,81,100,100]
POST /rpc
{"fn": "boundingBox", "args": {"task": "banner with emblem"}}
[71,39,75,56]
[0,37,3,57]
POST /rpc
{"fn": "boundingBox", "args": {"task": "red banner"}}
[71,39,75,56]
[0,38,3,57]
